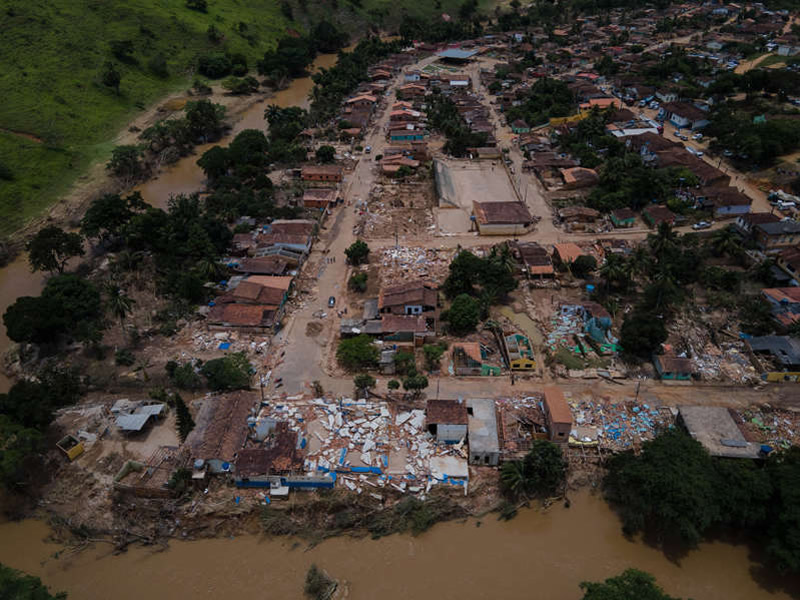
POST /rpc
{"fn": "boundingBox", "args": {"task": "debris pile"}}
[690,342,759,384]
[255,397,469,498]
[736,406,800,449]
[568,398,676,451]
[357,182,435,240]
[378,246,456,285]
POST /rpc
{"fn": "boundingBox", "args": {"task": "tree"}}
[599,254,631,292]
[80,191,146,244]
[345,240,370,265]
[200,352,252,391]
[197,146,231,181]
[304,564,336,600]
[0,417,43,491]
[570,254,597,278]
[174,393,195,442]
[26,226,84,274]
[348,272,368,292]
[402,372,428,398]
[101,61,121,94]
[387,379,400,390]
[337,335,379,370]
[579,569,682,600]
[198,53,232,79]
[0,563,66,599]
[709,225,744,260]
[104,284,135,328]
[167,361,203,390]
[353,373,376,397]
[739,296,774,336]
[4,275,104,345]
[620,310,667,360]
[765,447,800,572]
[106,145,144,181]
[316,145,336,163]
[443,294,480,335]
[185,100,226,141]
[501,440,566,500]
[423,343,446,371]
[222,76,259,95]
[603,429,722,546]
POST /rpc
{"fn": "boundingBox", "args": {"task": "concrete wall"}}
[437,423,468,443]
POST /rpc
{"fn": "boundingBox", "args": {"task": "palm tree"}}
[648,222,678,258]
[500,459,530,500]
[709,225,743,259]
[599,254,630,292]
[105,283,136,328]
[264,104,281,124]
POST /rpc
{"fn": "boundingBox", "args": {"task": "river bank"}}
[1,488,794,600]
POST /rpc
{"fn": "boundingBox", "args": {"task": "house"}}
[776,35,800,56]
[512,241,554,278]
[234,257,289,276]
[692,186,751,218]
[753,221,800,252]
[656,88,679,103]
[207,304,278,331]
[559,206,602,225]
[552,242,585,267]
[398,83,427,98]
[234,422,303,485]
[345,94,377,108]
[661,102,710,130]
[749,336,800,376]
[610,208,637,228]
[559,167,599,190]
[389,127,426,142]
[761,287,800,328]
[543,387,572,444]
[511,119,531,134]
[452,342,502,376]
[678,406,762,459]
[472,201,534,236]
[503,333,536,370]
[467,399,501,466]
[437,48,479,63]
[303,188,337,210]
[301,165,343,183]
[643,205,676,228]
[378,281,437,315]
[426,399,469,443]
[653,353,695,380]
[186,392,256,474]
[378,314,430,344]
[114,403,167,433]
[775,246,800,285]
[579,97,621,111]
[735,212,781,237]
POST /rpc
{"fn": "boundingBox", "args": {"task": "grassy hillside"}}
[0,0,485,237]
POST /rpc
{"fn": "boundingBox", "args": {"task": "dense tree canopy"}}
[0,564,66,600]
[337,334,379,370]
[26,226,84,274]
[579,569,681,600]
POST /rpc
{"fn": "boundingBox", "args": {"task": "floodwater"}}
[0,489,792,600]
[0,254,45,392]
[134,48,350,209]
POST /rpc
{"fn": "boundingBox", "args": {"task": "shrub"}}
[115,348,135,366]
[200,352,252,390]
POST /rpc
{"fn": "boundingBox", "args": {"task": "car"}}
[723,149,734,157]
[328,296,336,308]
[679,134,689,141]
[692,133,703,141]
[673,130,682,137]
[365,146,372,154]
[692,221,712,230]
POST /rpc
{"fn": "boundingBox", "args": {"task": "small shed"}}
[426,399,468,443]
[543,387,572,444]
[679,406,762,459]
[467,399,501,466]
[610,208,637,228]
[653,354,695,380]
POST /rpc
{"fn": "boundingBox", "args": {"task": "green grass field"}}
[0,0,487,237]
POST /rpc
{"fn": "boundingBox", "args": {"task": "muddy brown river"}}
[0,490,792,599]
[0,48,796,600]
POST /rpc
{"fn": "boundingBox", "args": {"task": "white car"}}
[692,221,712,230]
[692,133,703,141]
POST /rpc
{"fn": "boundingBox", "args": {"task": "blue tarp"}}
[218,342,231,350]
